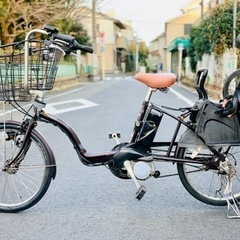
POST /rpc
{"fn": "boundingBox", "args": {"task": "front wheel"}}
[176,146,240,206]
[0,122,53,212]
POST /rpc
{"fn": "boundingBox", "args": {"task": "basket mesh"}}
[0,40,63,102]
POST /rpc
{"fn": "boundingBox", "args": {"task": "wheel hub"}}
[2,160,19,174]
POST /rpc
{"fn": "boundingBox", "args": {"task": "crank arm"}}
[123,160,146,200]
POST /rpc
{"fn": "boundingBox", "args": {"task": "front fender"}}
[0,120,57,179]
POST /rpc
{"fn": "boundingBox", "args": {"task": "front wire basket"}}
[0,40,63,102]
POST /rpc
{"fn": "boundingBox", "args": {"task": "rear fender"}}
[178,129,206,149]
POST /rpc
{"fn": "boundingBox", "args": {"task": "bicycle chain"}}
[151,148,202,178]
[158,172,179,178]
[158,169,201,178]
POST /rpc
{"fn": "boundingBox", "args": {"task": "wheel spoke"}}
[0,123,52,212]
[177,146,240,206]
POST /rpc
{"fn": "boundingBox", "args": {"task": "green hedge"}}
[188,0,240,72]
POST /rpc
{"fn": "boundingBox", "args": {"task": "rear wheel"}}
[0,123,53,212]
[223,69,240,97]
[177,146,240,206]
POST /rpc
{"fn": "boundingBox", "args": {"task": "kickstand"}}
[226,195,240,219]
[224,177,240,219]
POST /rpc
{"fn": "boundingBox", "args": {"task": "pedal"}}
[136,186,146,201]
[124,160,147,201]
[109,132,121,144]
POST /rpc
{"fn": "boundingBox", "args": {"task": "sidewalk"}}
[181,78,221,101]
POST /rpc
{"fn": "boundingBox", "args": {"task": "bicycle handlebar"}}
[72,40,94,54]
[52,33,94,54]
[44,25,94,54]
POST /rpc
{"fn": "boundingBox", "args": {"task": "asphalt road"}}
[0,77,239,240]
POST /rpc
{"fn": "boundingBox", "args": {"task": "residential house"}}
[150,0,201,73]
[149,0,209,75]
[165,1,203,74]
[149,0,230,77]
[75,7,134,76]
[148,33,165,72]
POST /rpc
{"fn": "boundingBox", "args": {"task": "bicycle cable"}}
[10,101,34,119]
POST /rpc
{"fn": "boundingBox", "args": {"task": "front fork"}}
[3,119,35,172]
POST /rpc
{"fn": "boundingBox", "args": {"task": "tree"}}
[129,41,149,66]
[188,0,240,72]
[69,22,91,47]
[56,18,91,47]
[0,0,68,44]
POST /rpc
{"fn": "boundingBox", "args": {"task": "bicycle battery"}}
[136,112,162,148]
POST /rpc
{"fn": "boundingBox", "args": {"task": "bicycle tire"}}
[0,122,53,212]
[222,69,240,98]
[176,147,240,206]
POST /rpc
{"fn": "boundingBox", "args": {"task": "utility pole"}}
[92,0,98,80]
[233,0,237,50]
[200,0,204,20]
[135,34,139,72]
[92,0,97,52]
[233,0,238,70]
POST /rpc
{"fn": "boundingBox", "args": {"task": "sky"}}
[97,0,193,44]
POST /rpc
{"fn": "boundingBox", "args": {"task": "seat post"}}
[145,87,155,102]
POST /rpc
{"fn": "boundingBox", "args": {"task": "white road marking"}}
[169,88,194,106]
[0,86,98,116]
[43,98,99,114]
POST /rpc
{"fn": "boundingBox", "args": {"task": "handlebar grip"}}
[73,41,94,54]
[215,95,238,117]
[46,27,94,54]
[195,68,208,100]
[195,68,208,86]
[199,68,208,88]
[52,33,75,44]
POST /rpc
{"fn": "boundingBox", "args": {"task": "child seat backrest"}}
[194,100,240,146]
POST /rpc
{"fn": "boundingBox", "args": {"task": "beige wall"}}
[98,44,115,75]
[165,8,202,72]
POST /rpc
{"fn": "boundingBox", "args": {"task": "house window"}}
[184,24,192,35]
